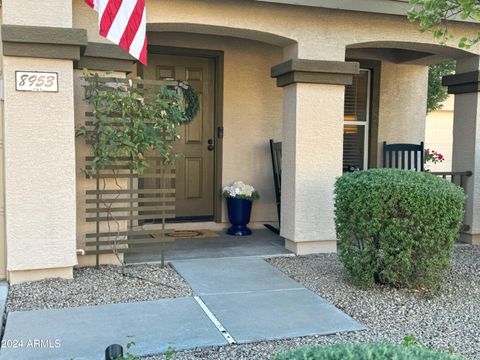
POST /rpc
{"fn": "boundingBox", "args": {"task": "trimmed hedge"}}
[334,169,464,289]
[272,343,463,360]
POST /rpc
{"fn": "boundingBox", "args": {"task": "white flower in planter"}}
[223,181,260,201]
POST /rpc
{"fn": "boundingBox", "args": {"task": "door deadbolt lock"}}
[207,139,214,151]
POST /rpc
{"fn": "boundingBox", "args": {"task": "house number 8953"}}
[15,71,59,92]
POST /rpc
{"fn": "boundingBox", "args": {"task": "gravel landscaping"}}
[143,244,480,360]
[7,264,193,312]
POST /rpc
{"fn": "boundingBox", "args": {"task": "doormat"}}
[164,229,220,239]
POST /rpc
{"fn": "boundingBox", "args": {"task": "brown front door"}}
[143,54,215,219]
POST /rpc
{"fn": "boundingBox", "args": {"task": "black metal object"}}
[383,141,425,171]
[105,344,123,360]
[217,126,224,139]
[264,139,282,234]
[431,171,473,232]
[343,165,360,173]
[430,171,473,189]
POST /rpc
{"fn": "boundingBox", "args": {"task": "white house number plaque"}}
[15,71,58,92]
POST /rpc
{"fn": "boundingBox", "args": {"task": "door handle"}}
[207,139,214,151]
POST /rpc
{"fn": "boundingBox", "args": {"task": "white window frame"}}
[343,68,371,170]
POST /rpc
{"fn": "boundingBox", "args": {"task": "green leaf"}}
[76,71,195,175]
[408,0,480,47]
[427,60,455,114]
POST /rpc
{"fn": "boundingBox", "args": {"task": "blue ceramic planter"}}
[226,197,253,236]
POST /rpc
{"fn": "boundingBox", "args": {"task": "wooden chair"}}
[383,141,424,171]
[265,139,282,234]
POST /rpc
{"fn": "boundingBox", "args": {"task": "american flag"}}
[84,0,147,65]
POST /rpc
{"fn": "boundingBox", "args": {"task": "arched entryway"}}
[139,25,295,227]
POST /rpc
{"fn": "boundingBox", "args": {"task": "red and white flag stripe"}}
[84,0,147,65]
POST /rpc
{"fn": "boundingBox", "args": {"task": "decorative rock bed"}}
[7,264,193,312]
[143,245,480,360]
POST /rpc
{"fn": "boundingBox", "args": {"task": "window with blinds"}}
[343,69,371,171]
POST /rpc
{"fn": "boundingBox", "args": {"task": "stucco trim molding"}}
[443,71,480,94]
[271,59,360,87]
[2,25,88,61]
[75,42,135,73]
[256,0,475,22]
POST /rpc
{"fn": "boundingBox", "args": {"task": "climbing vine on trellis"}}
[75,71,199,176]
[75,71,199,273]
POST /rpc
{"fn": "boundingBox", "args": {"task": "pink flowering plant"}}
[223,181,260,201]
[424,148,445,165]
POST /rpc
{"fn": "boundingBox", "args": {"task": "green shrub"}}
[334,169,464,289]
[272,343,464,360]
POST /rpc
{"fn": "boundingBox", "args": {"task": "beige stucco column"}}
[443,56,480,245]
[271,59,359,254]
[1,1,88,283]
[377,61,428,165]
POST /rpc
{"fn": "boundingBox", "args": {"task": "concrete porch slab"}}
[171,257,302,295]
[201,288,365,343]
[0,298,227,360]
[125,229,291,264]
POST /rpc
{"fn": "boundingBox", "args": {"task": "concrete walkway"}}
[171,258,364,343]
[0,258,363,360]
[0,298,227,360]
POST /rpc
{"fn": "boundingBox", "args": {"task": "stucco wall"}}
[147,33,284,224]
[72,0,109,43]
[143,0,480,61]
[0,99,5,279]
[377,61,428,164]
[425,96,454,172]
[0,10,6,279]
[3,57,77,272]
[3,0,72,27]
[281,83,343,253]
[72,0,480,61]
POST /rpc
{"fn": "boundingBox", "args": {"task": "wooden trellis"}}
[82,78,179,266]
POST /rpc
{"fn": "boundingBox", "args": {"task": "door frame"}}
[144,45,225,223]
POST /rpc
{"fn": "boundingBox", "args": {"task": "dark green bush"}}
[334,169,464,289]
[272,343,463,360]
